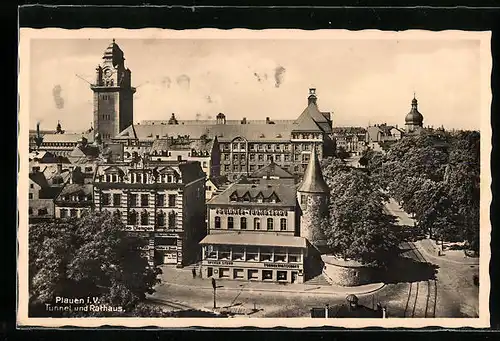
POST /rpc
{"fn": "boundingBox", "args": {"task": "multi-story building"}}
[332,127,368,156]
[54,167,94,219]
[113,88,335,181]
[365,123,404,146]
[93,158,206,267]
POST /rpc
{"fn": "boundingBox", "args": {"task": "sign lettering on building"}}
[214,208,288,216]
[207,260,234,266]
[263,263,300,269]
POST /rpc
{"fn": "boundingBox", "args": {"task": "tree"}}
[336,146,350,160]
[29,210,162,317]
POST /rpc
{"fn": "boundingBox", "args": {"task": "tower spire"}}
[298,147,329,194]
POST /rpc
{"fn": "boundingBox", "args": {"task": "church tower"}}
[297,146,330,245]
[90,39,136,142]
[404,95,424,133]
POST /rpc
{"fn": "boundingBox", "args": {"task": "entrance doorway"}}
[207,267,213,278]
[291,271,298,283]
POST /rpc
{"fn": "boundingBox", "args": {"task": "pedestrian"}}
[192,267,196,279]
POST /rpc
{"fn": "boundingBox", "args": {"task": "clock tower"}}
[91,39,136,142]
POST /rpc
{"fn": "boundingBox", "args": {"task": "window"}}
[128,211,137,225]
[113,194,121,207]
[140,211,149,225]
[157,211,165,227]
[85,166,93,172]
[280,218,287,231]
[277,271,288,281]
[232,143,238,150]
[168,212,176,229]
[302,154,311,163]
[275,250,286,262]
[141,194,149,207]
[262,270,273,280]
[267,144,272,150]
[101,193,110,206]
[202,161,207,168]
[249,154,255,161]
[114,210,121,220]
[249,165,256,171]
[228,217,234,229]
[260,247,272,262]
[30,184,34,189]
[29,193,33,199]
[240,217,247,230]
[254,217,261,230]
[157,194,165,207]
[60,209,68,218]
[207,246,217,259]
[233,269,244,279]
[70,209,78,217]
[224,165,230,171]
[233,165,238,171]
[267,155,272,161]
[219,268,230,278]
[168,194,176,207]
[129,194,137,207]
[214,216,221,229]
[232,247,245,261]
[267,218,274,230]
[258,154,264,161]
[219,247,230,260]
[246,247,258,261]
[177,155,182,161]
[38,208,48,216]
[275,155,281,162]
[248,269,259,280]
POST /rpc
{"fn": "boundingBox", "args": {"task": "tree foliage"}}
[29,210,162,317]
[319,157,400,266]
[363,130,480,252]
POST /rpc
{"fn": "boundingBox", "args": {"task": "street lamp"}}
[212,277,217,309]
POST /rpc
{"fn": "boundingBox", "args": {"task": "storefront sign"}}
[264,263,299,269]
[215,208,287,216]
[207,260,234,266]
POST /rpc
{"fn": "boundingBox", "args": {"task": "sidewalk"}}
[416,239,479,266]
[384,198,415,227]
[159,265,385,296]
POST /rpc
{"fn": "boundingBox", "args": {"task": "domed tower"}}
[297,146,330,245]
[405,95,424,133]
[91,39,136,142]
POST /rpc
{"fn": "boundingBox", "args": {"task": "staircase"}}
[305,273,331,286]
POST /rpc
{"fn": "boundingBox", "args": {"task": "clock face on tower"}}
[104,68,113,78]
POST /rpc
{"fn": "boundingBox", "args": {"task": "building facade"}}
[200,162,313,284]
[93,159,206,267]
[332,127,368,155]
[113,88,335,181]
[90,39,136,142]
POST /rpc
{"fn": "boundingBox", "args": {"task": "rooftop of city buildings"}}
[200,233,307,249]
[149,135,215,154]
[207,181,297,207]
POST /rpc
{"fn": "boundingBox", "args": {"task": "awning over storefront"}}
[199,233,307,249]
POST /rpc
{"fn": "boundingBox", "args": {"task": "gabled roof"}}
[56,183,93,198]
[292,102,332,133]
[29,172,50,188]
[208,182,296,207]
[249,161,294,179]
[297,148,329,194]
[292,108,322,132]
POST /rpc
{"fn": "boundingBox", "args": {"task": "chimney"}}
[266,117,270,124]
[308,88,317,105]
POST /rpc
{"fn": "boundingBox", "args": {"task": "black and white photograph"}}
[17,28,491,328]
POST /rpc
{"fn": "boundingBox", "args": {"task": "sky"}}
[29,37,482,132]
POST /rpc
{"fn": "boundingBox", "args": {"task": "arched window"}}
[240,217,247,230]
[227,217,234,229]
[128,210,137,225]
[267,218,274,230]
[215,216,221,229]
[280,218,287,231]
[141,211,149,225]
[254,217,261,230]
[157,211,165,227]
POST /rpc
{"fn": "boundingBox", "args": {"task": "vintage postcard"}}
[17,28,491,328]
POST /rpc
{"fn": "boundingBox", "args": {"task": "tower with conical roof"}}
[297,146,329,245]
[91,39,136,142]
[405,94,424,133]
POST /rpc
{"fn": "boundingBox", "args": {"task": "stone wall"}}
[322,256,375,287]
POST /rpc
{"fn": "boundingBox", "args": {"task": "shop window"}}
[288,254,300,263]
[232,247,244,261]
[275,252,286,263]
[254,217,261,230]
[262,270,273,281]
[233,269,244,279]
[277,271,288,281]
[267,218,274,230]
[207,246,217,259]
[219,247,230,260]
[246,247,258,261]
[214,216,221,229]
[227,216,234,229]
[260,247,272,262]
[240,217,247,230]
[219,268,230,278]
[248,269,259,280]
[280,218,287,231]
